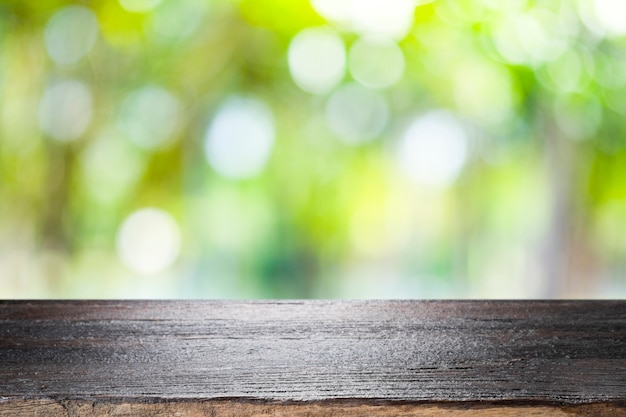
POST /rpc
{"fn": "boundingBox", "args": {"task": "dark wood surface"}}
[0,300,624,412]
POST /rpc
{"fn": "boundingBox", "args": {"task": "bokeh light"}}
[544,50,585,93]
[592,0,626,36]
[44,6,99,66]
[116,208,181,275]
[492,9,571,66]
[204,96,275,180]
[325,83,388,144]
[80,131,146,203]
[148,0,208,43]
[3,0,626,299]
[396,111,468,188]
[348,36,405,89]
[288,27,346,94]
[118,86,181,150]
[38,80,93,142]
[311,0,416,40]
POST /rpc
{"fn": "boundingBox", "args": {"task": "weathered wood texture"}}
[0,301,625,415]
[1,399,625,417]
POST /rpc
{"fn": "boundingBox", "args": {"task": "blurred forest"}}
[1,0,626,298]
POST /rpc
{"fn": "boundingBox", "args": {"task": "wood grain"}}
[1,399,625,416]
[0,301,624,415]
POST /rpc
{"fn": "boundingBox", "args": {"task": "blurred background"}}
[1,0,626,298]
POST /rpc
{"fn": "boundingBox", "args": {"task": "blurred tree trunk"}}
[40,141,74,291]
[541,111,597,297]
[543,118,572,297]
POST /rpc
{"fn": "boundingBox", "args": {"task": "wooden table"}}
[0,300,624,416]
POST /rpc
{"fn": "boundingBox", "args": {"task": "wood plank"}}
[0,301,625,415]
[1,399,625,416]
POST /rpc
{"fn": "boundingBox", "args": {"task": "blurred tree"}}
[1,0,625,298]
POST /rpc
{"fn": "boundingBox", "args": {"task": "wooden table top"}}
[0,300,624,416]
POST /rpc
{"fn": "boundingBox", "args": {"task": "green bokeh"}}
[1,0,626,298]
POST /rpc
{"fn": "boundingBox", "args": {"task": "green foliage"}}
[1,0,626,298]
